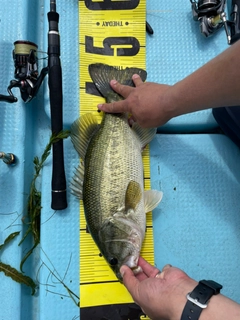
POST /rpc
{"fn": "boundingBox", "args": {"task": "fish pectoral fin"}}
[70,162,84,199]
[144,190,163,213]
[70,113,99,159]
[88,63,147,102]
[125,181,142,211]
[132,123,156,149]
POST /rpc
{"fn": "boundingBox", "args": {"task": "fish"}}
[70,63,163,280]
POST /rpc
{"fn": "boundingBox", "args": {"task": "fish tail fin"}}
[88,63,147,103]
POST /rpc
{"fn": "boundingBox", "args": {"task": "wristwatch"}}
[180,280,222,320]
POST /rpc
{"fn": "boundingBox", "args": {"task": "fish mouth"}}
[104,238,140,269]
[116,256,142,282]
[122,254,139,270]
[131,265,142,275]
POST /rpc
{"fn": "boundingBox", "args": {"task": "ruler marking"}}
[79,0,151,309]
[81,280,119,286]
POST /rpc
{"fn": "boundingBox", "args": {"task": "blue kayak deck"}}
[0,1,239,320]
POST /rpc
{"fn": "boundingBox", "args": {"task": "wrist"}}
[161,84,183,124]
[180,280,223,320]
[168,277,198,320]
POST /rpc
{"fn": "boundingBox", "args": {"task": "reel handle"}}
[0,94,17,103]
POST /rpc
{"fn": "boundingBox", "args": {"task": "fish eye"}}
[109,257,118,266]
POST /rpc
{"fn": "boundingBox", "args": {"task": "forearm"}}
[171,278,240,320]
[204,293,240,320]
[166,40,240,119]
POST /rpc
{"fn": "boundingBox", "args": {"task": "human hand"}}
[97,75,174,128]
[120,257,197,320]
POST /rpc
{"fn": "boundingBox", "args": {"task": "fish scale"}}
[84,113,145,238]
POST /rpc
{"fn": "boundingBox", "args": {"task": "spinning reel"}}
[190,0,240,44]
[0,40,48,103]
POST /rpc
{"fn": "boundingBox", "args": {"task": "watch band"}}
[180,280,222,320]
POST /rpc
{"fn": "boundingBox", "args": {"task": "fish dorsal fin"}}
[144,190,163,213]
[70,162,84,200]
[125,180,142,211]
[88,63,147,103]
[132,123,156,149]
[70,113,99,159]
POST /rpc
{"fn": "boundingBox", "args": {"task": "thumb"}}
[110,79,134,98]
[120,265,140,299]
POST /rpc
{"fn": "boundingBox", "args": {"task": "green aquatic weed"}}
[0,231,37,295]
[0,231,20,251]
[18,130,70,271]
[0,131,71,296]
[0,262,37,295]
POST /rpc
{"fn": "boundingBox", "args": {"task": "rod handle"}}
[49,64,67,210]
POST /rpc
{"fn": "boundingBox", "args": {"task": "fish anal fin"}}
[144,190,163,213]
[70,113,99,159]
[70,162,85,200]
[125,180,142,211]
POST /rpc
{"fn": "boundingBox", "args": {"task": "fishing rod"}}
[0,2,67,209]
[47,0,67,210]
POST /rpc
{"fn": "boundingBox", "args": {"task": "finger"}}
[132,74,143,87]
[128,115,136,127]
[135,270,149,282]
[110,79,134,98]
[138,256,160,278]
[120,265,140,298]
[162,264,172,271]
[155,264,173,280]
[98,100,128,114]
[155,272,162,279]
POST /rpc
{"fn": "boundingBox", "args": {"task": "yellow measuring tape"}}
[79,0,152,311]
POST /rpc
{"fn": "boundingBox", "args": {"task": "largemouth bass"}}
[70,63,163,280]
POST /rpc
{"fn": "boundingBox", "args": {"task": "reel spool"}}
[13,40,38,82]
